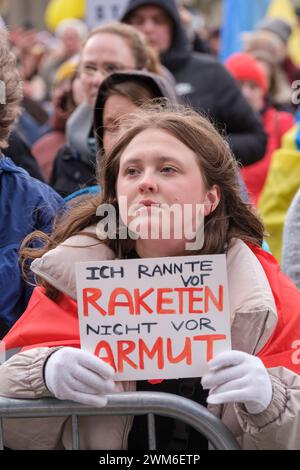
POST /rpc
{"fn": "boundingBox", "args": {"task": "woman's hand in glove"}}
[44,347,116,407]
[202,350,272,414]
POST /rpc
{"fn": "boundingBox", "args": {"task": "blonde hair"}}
[81,22,158,72]
[55,18,88,40]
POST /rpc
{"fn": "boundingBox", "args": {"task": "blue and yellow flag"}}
[220,0,271,62]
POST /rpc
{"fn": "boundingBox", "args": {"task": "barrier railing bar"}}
[147,413,156,450]
[71,414,79,450]
[0,418,3,450]
[0,392,240,450]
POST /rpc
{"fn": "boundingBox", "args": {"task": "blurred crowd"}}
[1,0,300,451]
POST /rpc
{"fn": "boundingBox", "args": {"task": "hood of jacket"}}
[93,70,179,151]
[66,103,96,167]
[121,0,191,71]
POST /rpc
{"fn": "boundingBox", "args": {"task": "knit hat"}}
[256,18,292,44]
[242,31,279,66]
[225,52,269,93]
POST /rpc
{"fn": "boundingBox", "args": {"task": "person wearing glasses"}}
[50,22,163,197]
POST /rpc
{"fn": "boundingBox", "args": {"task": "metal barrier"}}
[0,392,240,450]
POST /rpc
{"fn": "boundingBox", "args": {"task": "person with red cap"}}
[226,52,294,205]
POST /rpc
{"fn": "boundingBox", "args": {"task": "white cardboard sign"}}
[76,254,232,381]
[86,0,130,29]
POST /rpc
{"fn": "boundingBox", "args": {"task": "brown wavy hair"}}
[21,103,264,298]
[0,29,23,148]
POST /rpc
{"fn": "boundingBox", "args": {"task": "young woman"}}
[1,105,300,450]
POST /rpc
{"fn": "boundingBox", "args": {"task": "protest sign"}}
[86,0,129,29]
[76,255,232,380]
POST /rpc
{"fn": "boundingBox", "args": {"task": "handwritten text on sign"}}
[76,255,232,380]
[86,0,129,29]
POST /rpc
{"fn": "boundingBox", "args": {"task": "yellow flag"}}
[267,0,300,65]
[45,0,85,32]
[268,0,296,23]
[289,28,300,66]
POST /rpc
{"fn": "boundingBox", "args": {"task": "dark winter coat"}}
[49,144,98,198]
[122,0,267,166]
[5,129,45,182]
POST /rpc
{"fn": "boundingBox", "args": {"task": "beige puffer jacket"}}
[0,229,300,450]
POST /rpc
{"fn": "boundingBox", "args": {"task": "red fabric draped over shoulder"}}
[3,287,80,351]
[4,246,300,378]
[249,245,300,374]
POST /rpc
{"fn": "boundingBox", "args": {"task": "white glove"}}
[44,347,116,407]
[202,350,272,414]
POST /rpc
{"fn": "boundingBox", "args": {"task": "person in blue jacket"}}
[0,29,64,338]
